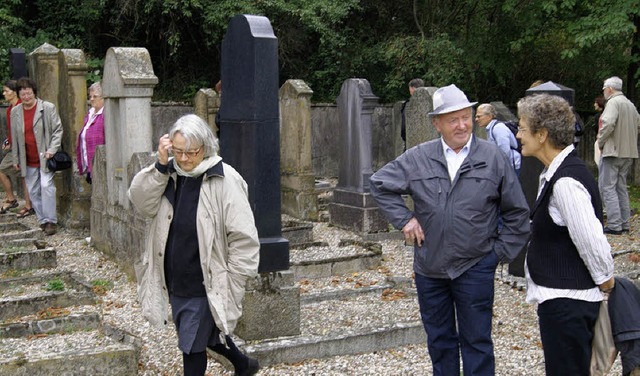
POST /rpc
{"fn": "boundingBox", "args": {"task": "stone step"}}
[282,219,314,245]
[0,226,43,243]
[243,287,423,367]
[0,305,101,338]
[0,329,138,376]
[290,239,383,279]
[0,271,96,321]
[0,247,57,273]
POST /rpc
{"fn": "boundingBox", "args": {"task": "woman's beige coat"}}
[128,157,260,337]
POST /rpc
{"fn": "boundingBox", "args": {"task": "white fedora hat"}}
[429,84,477,116]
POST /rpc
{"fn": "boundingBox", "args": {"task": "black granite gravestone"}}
[218,14,289,273]
[9,48,27,79]
[525,81,575,106]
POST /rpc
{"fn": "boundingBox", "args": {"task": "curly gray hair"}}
[517,94,575,149]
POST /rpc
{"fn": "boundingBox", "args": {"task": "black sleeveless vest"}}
[527,151,602,290]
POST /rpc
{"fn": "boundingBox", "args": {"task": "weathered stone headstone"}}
[56,49,89,228]
[219,14,298,341]
[9,48,27,79]
[279,79,318,221]
[405,86,439,149]
[476,101,518,140]
[28,43,60,109]
[329,78,388,233]
[371,105,395,171]
[100,47,158,209]
[392,101,405,156]
[491,101,517,122]
[90,47,158,278]
[193,88,220,135]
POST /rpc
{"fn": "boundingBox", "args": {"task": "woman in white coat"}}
[128,114,260,376]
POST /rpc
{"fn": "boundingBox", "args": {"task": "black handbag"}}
[42,107,72,172]
[47,150,72,171]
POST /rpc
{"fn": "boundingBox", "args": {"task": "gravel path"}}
[1,196,638,375]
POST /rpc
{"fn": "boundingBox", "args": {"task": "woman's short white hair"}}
[168,114,219,158]
[89,81,102,96]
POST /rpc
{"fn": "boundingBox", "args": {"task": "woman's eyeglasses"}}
[170,147,201,158]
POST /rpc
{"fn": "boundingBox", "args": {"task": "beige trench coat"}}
[597,92,640,159]
[128,156,260,337]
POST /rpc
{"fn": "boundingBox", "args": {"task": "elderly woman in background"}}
[128,114,260,376]
[1,80,33,216]
[516,94,615,375]
[76,82,105,184]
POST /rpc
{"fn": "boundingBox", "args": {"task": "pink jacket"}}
[76,110,105,175]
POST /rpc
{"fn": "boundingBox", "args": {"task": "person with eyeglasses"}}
[597,76,640,235]
[75,81,105,184]
[516,93,614,375]
[128,114,260,376]
[475,103,521,176]
[10,77,63,235]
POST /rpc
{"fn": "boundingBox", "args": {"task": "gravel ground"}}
[1,194,638,375]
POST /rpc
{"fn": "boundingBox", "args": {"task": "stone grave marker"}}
[219,14,298,340]
[328,78,388,233]
[9,48,27,79]
[279,79,318,221]
[405,86,439,149]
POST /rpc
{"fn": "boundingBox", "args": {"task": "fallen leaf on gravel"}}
[36,307,70,319]
[381,288,407,301]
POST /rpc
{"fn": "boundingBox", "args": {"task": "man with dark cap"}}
[370,84,530,376]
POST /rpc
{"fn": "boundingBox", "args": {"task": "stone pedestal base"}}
[236,271,300,340]
[328,189,389,233]
[282,188,318,222]
[56,172,92,229]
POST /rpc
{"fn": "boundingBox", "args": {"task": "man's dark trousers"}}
[415,250,498,376]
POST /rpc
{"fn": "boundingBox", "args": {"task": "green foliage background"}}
[0,0,639,111]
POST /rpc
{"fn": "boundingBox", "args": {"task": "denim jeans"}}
[415,250,498,376]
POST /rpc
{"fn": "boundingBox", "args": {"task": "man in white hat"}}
[597,76,640,235]
[370,84,530,376]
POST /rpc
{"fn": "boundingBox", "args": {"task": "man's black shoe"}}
[603,227,623,235]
